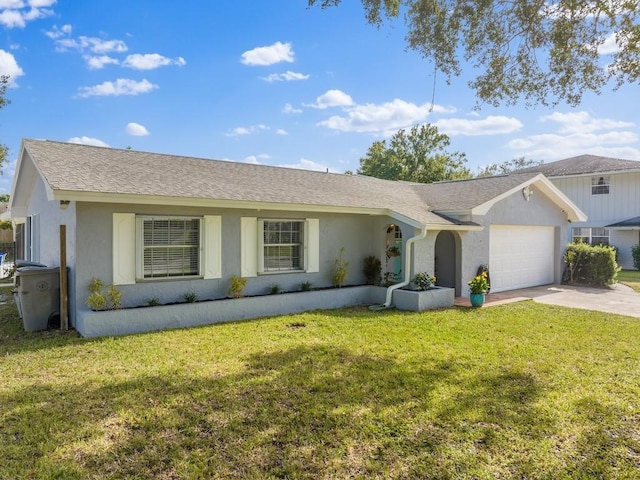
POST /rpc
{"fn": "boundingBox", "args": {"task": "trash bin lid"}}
[15,260,47,268]
[16,266,60,275]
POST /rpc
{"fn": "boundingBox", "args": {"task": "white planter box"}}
[75,285,388,338]
[393,287,455,312]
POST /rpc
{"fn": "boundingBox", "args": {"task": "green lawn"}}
[2,287,640,479]
[618,269,640,293]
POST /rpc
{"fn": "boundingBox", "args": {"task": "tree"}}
[0,76,9,172]
[476,157,542,177]
[357,124,470,183]
[309,0,640,107]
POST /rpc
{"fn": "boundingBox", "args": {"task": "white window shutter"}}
[306,218,320,273]
[240,217,258,278]
[203,215,222,279]
[113,213,136,285]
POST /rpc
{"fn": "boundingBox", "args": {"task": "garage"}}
[489,225,555,293]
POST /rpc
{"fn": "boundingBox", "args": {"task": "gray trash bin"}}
[15,266,61,332]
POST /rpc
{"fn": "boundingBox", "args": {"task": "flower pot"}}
[469,293,485,308]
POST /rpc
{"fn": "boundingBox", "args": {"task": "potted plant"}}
[386,245,401,258]
[468,271,489,307]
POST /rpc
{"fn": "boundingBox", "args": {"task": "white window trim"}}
[572,227,610,245]
[259,219,305,274]
[591,175,610,195]
[113,213,222,285]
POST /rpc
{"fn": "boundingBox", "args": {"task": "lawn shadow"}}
[0,342,583,479]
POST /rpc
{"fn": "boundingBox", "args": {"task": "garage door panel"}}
[489,225,554,293]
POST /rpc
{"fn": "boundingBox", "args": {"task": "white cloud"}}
[435,115,523,136]
[307,89,354,109]
[243,153,271,164]
[261,70,309,82]
[0,0,54,28]
[77,78,158,97]
[85,55,118,69]
[125,122,149,136]
[44,23,71,39]
[240,41,294,66]
[0,49,25,86]
[276,129,288,135]
[224,125,269,137]
[598,32,620,55]
[122,53,186,70]
[318,98,454,135]
[277,158,338,173]
[541,111,635,134]
[54,35,128,54]
[67,136,109,147]
[283,103,302,114]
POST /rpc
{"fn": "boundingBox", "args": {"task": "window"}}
[262,220,304,272]
[140,217,201,278]
[113,213,220,285]
[591,176,610,195]
[572,227,610,245]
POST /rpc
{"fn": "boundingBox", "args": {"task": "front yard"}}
[618,269,640,293]
[1,287,639,479]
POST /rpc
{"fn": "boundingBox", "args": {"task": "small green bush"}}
[228,275,247,298]
[564,242,619,286]
[363,256,382,285]
[268,284,283,295]
[300,281,313,292]
[332,248,349,287]
[184,292,198,303]
[632,244,640,270]
[413,272,436,291]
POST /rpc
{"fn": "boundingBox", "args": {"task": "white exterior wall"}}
[551,172,640,269]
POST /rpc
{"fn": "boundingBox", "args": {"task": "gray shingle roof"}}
[517,154,640,177]
[606,216,640,228]
[21,139,547,227]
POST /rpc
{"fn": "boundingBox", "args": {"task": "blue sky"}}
[1,0,638,194]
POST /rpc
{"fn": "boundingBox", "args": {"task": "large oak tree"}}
[309,0,640,107]
[357,124,471,182]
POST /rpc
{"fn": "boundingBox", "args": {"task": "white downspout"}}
[371,224,428,310]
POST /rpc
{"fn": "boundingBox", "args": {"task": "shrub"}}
[268,284,283,295]
[332,247,349,287]
[184,292,198,303]
[228,275,247,299]
[86,277,122,311]
[412,272,436,291]
[86,291,107,311]
[564,242,619,286]
[632,244,640,270]
[300,281,313,292]
[363,256,382,285]
[146,298,161,307]
[107,284,123,310]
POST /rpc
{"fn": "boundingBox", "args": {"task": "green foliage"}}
[184,292,198,303]
[476,157,543,177]
[146,298,161,307]
[309,1,640,107]
[86,278,122,311]
[85,291,107,311]
[106,284,123,310]
[0,220,12,230]
[412,272,436,291]
[632,244,640,270]
[332,247,349,287]
[363,255,382,285]
[268,284,283,295]
[0,194,9,203]
[357,124,470,183]
[564,242,620,286]
[300,281,313,292]
[228,274,247,299]
[468,271,489,294]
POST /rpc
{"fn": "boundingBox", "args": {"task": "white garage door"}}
[489,225,555,293]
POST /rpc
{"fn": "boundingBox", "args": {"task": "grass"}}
[618,269,640,293]
[2,287,640,479]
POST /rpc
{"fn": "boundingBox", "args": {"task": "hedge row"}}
[564,242,619,286]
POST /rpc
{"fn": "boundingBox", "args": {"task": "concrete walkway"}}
[456,283,640,318]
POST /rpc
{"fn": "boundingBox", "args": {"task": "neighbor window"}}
[262,220,304,272]
[591,176,610,195]
[572,227,610,246]
[140,216,201,278]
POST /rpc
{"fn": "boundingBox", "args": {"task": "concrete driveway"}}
[456,283,640,318]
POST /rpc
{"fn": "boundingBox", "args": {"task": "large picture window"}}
[572,227,610,245]
[262,220,304,272]
[140,217,201,278]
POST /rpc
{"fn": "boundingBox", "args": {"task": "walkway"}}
[455,283,640,318]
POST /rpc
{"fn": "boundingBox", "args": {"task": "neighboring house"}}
[519,154,640,270]
[9,139,585,336]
